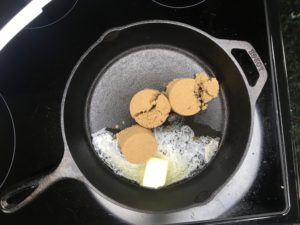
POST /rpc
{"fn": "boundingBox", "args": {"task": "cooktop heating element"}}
[151,0,207,9]
[0,94,15,190]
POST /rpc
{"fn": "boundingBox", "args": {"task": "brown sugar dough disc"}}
[129,89,171,129]
[116,125,157,164]
[195,72,219,104]
[166,78,200,116]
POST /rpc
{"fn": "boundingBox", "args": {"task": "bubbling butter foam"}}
[92,116,219,186]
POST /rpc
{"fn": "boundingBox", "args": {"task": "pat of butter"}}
[142,157,168,189]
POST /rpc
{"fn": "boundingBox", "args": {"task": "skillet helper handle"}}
[0,171,61,213]
[218,40,268,105]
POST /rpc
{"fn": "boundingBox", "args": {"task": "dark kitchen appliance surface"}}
[0,0,298,224]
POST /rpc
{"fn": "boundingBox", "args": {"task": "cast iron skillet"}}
[0,20,267,213]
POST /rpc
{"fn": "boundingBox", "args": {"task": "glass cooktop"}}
[0,0,298,224]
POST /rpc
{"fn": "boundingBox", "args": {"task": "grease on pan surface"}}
[92,115,219,186]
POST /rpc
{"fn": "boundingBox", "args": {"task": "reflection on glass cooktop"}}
[0,0,298,224]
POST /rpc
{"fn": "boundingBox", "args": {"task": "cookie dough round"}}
[166,78,200,116]
[116,125,157,164]
[195,72,219,104]
[129,89,171,129]
[166,73,219,116]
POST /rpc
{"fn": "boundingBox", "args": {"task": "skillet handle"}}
[0,170,62,213]
[0,150,83,213]
[218,40,268,105]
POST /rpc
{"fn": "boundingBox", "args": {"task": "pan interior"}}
[87,44,227,184]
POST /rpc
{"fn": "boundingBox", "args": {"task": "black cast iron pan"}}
[0,20,267,213]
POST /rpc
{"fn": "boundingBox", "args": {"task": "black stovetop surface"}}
[0,0,298,224]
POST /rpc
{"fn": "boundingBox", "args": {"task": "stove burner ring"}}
[26,0,79,29]
[0,93,16,189]
[151,0,207,9]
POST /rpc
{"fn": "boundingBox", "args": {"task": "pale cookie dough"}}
[116,125,157,164]
[129,89,171,129]
[166,78,201,116]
